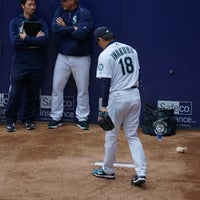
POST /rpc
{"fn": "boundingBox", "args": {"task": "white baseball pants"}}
[102,88,146,177]
[50,53,90,121]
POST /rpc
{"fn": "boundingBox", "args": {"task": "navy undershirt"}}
[101,78,111,107]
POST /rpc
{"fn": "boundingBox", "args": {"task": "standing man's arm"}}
[70,10,93,40]
[23,21,48,46]
[9,19,48,48]
[52,8,74,35]
[9,19,28,47]
[19,20,49,47]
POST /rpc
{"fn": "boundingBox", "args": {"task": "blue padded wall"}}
[0,0,199,128]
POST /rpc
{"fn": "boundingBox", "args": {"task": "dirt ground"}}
[0,122,199,200]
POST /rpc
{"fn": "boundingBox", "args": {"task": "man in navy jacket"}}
[6,0,48,132]
[48,0,93,130]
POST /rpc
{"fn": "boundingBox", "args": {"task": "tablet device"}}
[23,21,41,36]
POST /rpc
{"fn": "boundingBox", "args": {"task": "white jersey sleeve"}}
[96,52,113,79]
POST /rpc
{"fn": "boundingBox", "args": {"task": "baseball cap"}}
[94,26,114,42]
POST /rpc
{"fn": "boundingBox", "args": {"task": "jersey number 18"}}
[119,56,134,76]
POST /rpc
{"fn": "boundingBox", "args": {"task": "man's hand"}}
[19,30,26,40]
[56,17,66,26]
[36,31,45,37]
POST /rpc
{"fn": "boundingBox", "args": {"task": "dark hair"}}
[21,0,37,5]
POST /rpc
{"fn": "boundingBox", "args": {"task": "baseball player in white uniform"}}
[92,27,147,186]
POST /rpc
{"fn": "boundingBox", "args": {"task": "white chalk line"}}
[94,162,135,168]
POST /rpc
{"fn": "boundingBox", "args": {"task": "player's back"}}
[105,42,140,92]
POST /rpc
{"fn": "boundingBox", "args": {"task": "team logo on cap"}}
[98,63,104,71]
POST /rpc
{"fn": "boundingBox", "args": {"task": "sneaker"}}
[92,168,115,179]
[6,122,16,132]
[77,121,89,130]
[131,175,146,186]
[48,119,63,129]
[24,122,35,130]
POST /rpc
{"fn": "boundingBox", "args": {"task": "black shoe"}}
[6,122,16,132]
[92,168,115,179]
[48,119,63,129]
[131,175,146,186]
[24,122,35,130]
[77,121,89,130]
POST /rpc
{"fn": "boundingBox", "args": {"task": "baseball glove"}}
[98,111,115,131]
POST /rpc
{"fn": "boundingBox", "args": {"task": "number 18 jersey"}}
[96,42,140,93]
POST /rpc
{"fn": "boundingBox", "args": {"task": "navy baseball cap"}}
[94,26,113,42]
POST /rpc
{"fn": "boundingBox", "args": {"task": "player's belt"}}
[131,86,138,89]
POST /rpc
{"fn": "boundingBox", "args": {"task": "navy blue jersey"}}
[9,14,49,69]
[52,5,93,56]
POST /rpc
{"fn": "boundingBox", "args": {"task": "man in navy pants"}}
[6,0,48,132]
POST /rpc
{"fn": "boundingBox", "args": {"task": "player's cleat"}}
[24,122,35,130]
[131,175,146,186]
[77,121,89,130]
[48,119,63,129]
[6,122,16,132]
[92,168,115,179]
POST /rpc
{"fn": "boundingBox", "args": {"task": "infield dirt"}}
[0,122,199,200]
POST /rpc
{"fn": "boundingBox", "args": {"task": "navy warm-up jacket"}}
[52,5,93,56]
[9,14,49,69]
